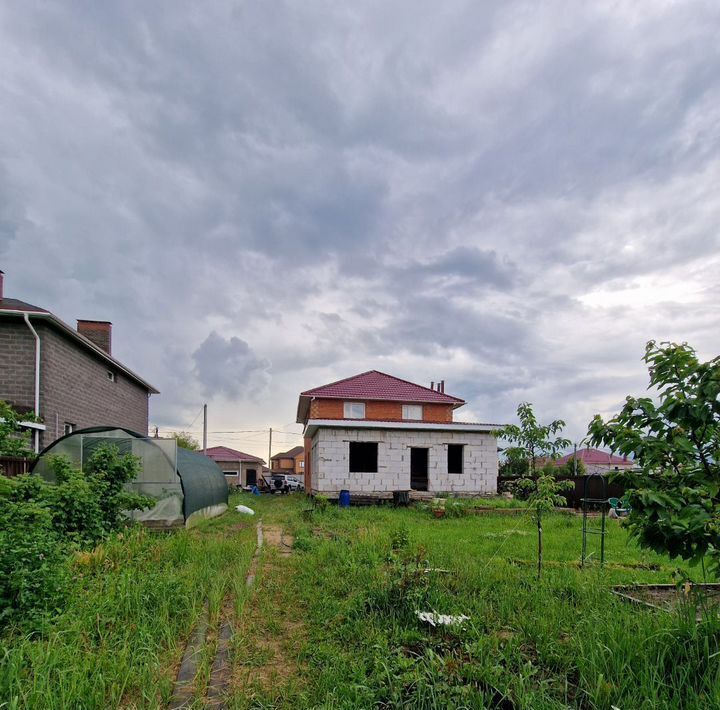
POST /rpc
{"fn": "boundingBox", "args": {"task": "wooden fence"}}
[498,474,626,509]
[0,455,35,477]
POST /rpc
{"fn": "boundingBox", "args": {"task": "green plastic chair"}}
[608,497,631,516]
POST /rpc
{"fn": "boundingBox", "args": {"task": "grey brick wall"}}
[0,316,150,449]
[0,320,37,413]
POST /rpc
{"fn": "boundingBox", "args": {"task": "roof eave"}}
[303,418,503,438]
[0,310,159,394]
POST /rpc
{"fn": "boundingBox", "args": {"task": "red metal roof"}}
[555,448,631,466]
[205,446,265,463]
[300,370,465,405]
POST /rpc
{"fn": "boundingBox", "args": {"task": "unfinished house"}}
[296,370,499,499]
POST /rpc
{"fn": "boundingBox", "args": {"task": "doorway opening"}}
[410,448,429,491]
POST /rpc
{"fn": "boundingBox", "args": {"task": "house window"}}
[107,370,116,382]
[64,422,74,435]
[299,460,305,468]
[448,444,464,474]
[349,442,378,473]
[402,404,423,420]
[344,402,366,419]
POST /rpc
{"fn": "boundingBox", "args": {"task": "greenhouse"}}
[32,426,228,527]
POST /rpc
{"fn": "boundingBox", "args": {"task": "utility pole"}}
[573,442,578,477]
[268,427,273,471]
[202,403,207,454]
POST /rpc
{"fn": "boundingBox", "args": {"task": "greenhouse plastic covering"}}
[32,427,228,526]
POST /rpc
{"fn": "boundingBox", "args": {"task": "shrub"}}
[0,493,67,628]
[0,400,39,458]
[0,444,154,629]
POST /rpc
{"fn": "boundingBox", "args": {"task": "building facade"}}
[297,370,499,498]
[205,446,265,488]
[270,445,305,482]
[0,271,157,451]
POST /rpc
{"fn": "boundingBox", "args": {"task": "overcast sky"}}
[2,1,719,460]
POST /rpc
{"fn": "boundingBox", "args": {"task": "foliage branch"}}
[588,340,720,577]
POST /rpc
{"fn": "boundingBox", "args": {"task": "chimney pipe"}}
[0,270,4,300]
[430,381,434,390]
[440,380,445,393]
[77,320,112,355]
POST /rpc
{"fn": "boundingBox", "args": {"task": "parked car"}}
[268,474,304,493]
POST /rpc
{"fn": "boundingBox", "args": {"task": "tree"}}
[170,431,200,451]
[496,403,572,578]
[498,448,530,478]
[588,341,720,577]
[0,400,38,458]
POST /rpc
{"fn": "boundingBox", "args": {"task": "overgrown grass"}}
[3,492,718,709]
[232,493,720,709]
[0,515,255,709]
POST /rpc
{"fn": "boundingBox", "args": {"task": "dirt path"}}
[227,523,306,706]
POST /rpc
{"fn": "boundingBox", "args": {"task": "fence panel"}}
[498,474,626,508]
[0,456,34,477]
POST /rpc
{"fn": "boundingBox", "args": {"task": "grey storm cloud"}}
[0,0,719,449]
[192,332,270,400]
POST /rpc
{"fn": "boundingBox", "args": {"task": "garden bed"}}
[612,583,720,619]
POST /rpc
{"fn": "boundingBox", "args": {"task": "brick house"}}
[205,446,265,488]
[0,270,158,452]
[297,370,500,498]
[270,445,305,482]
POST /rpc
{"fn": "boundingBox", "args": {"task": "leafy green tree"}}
[548,457,586,478]
[498,448,530,478]
[496,403,572,578]
[170,431,200,451]
[497,403,571,477]
[588,341,720,577]
[0,400,38,457]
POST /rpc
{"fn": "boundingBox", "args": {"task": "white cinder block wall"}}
[311,427,498,496]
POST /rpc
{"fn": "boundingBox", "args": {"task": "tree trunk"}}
[537,512,543,580]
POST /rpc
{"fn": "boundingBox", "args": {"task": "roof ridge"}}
[300,369,378,395]
[301,369,464,403]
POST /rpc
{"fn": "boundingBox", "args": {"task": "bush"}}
[0,495,67,628]
[0,445,153,629]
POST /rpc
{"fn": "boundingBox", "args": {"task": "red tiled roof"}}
[205,446,265,464]
[555,448,631,466]
[301,370,465,405]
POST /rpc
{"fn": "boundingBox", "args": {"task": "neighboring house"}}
[553,448,634,475]
[0,270,158,452]
[297,370,500,498]
[270,445,305,482]
[205,445,265,488]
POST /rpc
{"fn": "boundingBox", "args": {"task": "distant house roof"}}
[272,445,304,460]
[554,448,631,467]
[205,446,265,464]
[0,298,158,393]
[297,370,465,422]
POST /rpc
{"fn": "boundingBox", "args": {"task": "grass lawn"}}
[0,513,257,709]
[228,493,720,709]
[2,494,718,708]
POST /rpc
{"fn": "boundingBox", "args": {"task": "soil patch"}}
[613,583,720,619]
[263,525,294,554]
